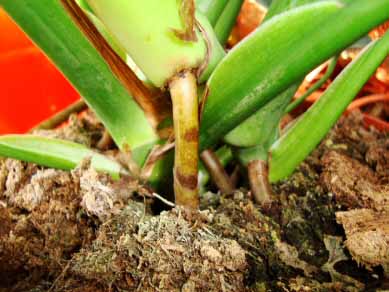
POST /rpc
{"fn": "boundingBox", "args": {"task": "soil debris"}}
[321,151,389,210]
[336,209,389,274]
[321,235,365,290]
[0,157,143,291]
[366,138,389,181]
[75,159,139,221]
[1,110,388,291]
[32,110,106,148]
[70,206,248,292]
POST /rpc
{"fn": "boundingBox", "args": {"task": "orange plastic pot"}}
[0,8,80,134]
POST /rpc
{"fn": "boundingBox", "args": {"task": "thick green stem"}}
[169,71,199,209]
[286,56,338,113]
[86,0,224,88]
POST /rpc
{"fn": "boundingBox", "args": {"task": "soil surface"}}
[0,111,388,292]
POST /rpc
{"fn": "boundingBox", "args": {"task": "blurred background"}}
[0,7,79,134]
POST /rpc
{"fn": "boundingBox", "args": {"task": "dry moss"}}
[70,205,248,292]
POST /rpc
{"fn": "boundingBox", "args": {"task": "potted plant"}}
[0,0,388,290]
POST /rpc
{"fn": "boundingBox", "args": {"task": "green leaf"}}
[269,31,389,182]
[76,0,93,13]
[200,0,389,150]
[285,56,338,113]
[224,85,298,147]
[214,0,244,45]
[264,0,324,21]
[0,135,127,179]
[82,9,127,60]
[224,0,313,154]
[233,144,269,166]
[196,0,229,26]
[0,0,157,151]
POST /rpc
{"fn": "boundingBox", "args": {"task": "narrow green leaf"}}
[0,0,157,150]
[196,0,229,26]
[201,1,341,150]
[269,31,389,182]
[224,0,311,152]
[285,56,338,113]
[0,135,127,179]
[200,0,389,150]
[214,0,244,45]
[264,0,321,21]
[224,85,298,147]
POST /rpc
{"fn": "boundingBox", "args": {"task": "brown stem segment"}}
[96,129,113,150]
[248,160,273,205]
[30,99,87,131]
[200,149,234,194]
[169,70,199,209]
[230,165,240,189]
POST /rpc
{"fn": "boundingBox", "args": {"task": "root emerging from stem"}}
[201,149,234,194]
[248,160,273,205]
[169,71,199,209]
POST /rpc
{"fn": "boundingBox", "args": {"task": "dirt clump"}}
[321,151,389,210]
[1,111,388,291]
[32,110,106,148]
[69,205,248,292]
[75,159,139,221]
[321,111,384,161]
[336,209,389,275]
[0,157,139,291]
[317,113,389,282]
[210,192,342,290]
[365,138,389,180]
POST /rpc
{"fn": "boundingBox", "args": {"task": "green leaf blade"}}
[200,0,389,150]
[0,0,157,150]
[196,0,229,26]
[224,84,298,147]
[0,135,127,179]
[269,32,389,182]
[214,0,244,45]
